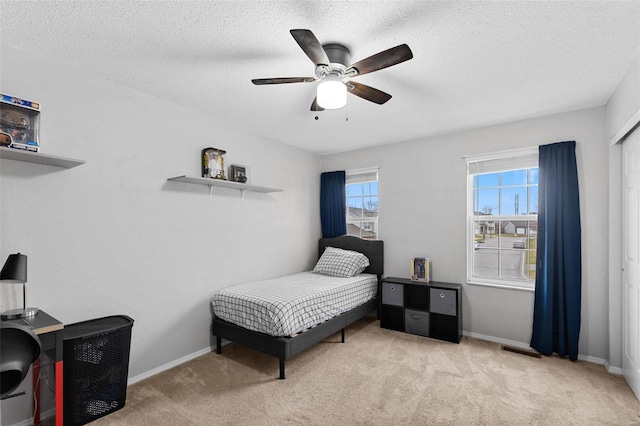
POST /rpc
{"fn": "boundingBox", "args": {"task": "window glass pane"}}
[529,186,539,214]
[500,187,528,215]
[347,198,363,219]
[346,169,379,240]
[474,220,497,246]
[468,160,537,288]
[347,185,362,197]
[361,221,376,239]
[474,188,499,215]
[473,249,499,278]
[498,220,508,248]
[361,182,378,196]
[525,222,537,280]
[502,169,527,186]
[475,173,499,189]
[525,250,536,280]
[364,197,378,215]
[500,250,527,280]
[348,197,363,208]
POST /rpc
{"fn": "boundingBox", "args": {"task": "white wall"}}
[322,107,609,359]
[606,57,640,140]
[0,45,321,386]
[606,55,640,371]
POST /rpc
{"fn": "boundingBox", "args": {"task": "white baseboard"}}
[463,331,622,374]
[128,346,213,385]
[603,360,624,375]
[464,330,533,351]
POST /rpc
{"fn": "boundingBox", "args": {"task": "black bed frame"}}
[212,235,384,379]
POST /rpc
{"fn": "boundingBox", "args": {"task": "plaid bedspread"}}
[211,272,378,337]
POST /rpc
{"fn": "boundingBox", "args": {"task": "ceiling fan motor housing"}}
[322,43,350,70]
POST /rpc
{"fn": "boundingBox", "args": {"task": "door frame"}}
[610,110,640,389]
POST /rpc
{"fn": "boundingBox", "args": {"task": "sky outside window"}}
[474,168,538,216]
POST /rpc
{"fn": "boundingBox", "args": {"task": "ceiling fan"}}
[251,29,413,111]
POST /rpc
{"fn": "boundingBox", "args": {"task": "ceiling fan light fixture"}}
[317,75,347,109]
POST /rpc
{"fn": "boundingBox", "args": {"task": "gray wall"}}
[322,107,610,360]
[0,46,322,381]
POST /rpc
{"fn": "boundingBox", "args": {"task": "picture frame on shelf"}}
[411,257,431,282]
[201,147,226,180]
[229,164,247,183]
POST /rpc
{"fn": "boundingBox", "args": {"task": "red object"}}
[55,360,63,426]
[33,358,41,425]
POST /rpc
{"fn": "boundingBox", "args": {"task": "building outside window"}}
[346,168,379,240]
[466,148,538,290]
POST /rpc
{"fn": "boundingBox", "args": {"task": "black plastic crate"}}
[63,315,133,426]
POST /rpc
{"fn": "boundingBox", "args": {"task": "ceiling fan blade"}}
[252,77,315,85]
[347,82,392,105]
[346,44,413,76]
[290,29,330,66]
[310,97,325,112]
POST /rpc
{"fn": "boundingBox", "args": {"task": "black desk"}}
[3,311,64,425]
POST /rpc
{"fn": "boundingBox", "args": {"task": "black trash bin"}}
[63,315,134,426]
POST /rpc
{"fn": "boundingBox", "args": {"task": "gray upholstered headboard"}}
[319,235,384,277]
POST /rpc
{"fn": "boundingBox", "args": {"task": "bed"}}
[211,235,384,379]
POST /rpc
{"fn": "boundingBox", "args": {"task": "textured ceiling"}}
[1,1,639,155]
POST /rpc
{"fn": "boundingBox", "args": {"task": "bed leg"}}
[216,336,222,354]
[279,359,286,380]
[341,328,345,343]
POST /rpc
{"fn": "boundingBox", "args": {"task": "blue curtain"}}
[320,171,347,238]
[531,141,582,360]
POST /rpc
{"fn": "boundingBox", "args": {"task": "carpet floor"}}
[93,317,640,425]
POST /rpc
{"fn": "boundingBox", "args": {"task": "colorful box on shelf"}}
[0,93,41,152]
[411,257,431,282]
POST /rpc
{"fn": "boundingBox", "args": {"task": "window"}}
[346,168,379,240]
[466,148,538,290]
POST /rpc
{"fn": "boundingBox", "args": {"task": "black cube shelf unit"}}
[380,277,462,343]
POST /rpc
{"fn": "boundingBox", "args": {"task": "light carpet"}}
[93,317,640,425]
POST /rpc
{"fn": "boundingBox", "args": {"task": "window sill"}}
[467,280,535,292]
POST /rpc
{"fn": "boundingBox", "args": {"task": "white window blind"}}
[466,148,538,175]
[346,167,379,183]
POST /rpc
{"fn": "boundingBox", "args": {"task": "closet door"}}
[623,127,640,399]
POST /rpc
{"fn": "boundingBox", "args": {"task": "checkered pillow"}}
[313,247,370,277]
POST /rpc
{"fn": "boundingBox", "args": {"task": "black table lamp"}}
[0,253,37,320]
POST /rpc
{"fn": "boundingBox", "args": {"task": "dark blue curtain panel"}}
[531,141,582,360]
[320,171,347,238]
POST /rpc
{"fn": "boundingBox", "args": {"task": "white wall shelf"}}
[167,175,283,198]
[0,146,85,169]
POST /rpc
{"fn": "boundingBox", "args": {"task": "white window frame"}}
[465,147,538,291]
[346,167,379,240]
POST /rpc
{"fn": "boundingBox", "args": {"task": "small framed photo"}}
[411,257,431,282]
[202,147,226,180]
[229,164,247,183]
